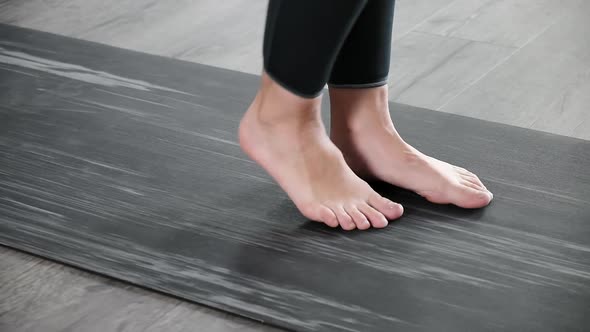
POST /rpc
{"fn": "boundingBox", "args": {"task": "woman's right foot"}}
[329,86,493,209]
[239,73,403,230]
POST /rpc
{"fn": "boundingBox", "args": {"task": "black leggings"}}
[263,0,396,98]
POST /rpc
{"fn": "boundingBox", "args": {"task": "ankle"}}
[329,85,392,132]
[251,72,322,127]
[329,85,389,112]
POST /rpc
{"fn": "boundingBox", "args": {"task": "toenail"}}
[388,202,400,209]
[479,191,493,200]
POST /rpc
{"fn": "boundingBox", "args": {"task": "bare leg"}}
[329,86,493,209]
[239,73,404,230]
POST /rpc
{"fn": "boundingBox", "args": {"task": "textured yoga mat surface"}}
[1,24,589,332]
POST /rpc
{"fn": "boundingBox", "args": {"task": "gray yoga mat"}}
[0,24,589,332]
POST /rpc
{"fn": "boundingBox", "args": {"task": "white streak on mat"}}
[0,47,189,95]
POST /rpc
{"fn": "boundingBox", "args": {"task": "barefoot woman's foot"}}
[329,86,493,209]
[239,73,403,230]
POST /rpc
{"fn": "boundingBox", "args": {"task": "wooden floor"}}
[0,0,588,331]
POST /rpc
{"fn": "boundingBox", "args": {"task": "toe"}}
[301,204,339,227]
[333,206,356,231]
[345,204,371,230]
[455,167,490,192]
[317,205,339,228]
[368,193,404,220]
[453,186,493,208]
[473,176,489,191]
[460,173,482,187]
[453,165,471,175]
[463,173,487,190]
[359,203,389,228]
[460,178,486,191]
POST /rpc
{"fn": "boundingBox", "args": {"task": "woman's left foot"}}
[329,86,493,209]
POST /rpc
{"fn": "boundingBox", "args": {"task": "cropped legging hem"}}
[264,64,389,98]
[263,0,396,99]
[263,64,325,99]
[328,78,389,89]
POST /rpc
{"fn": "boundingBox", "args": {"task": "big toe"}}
[453,185,493,208]
[368,193,404,220]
